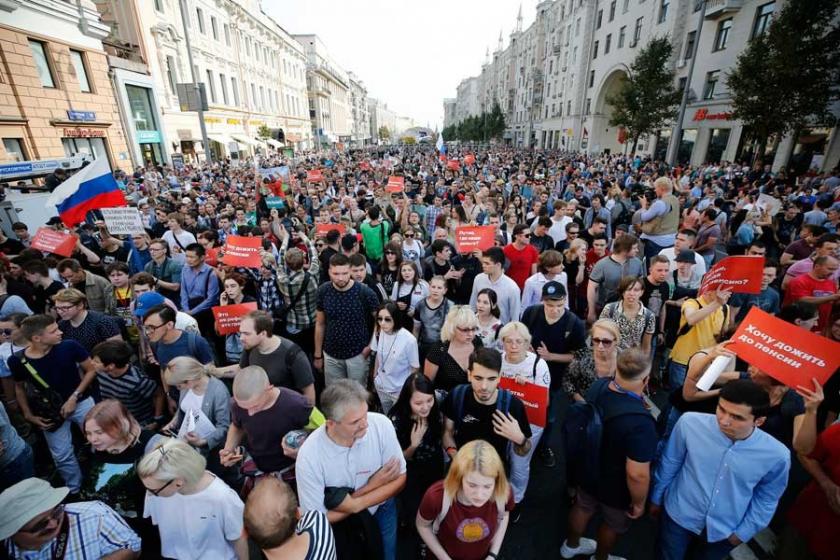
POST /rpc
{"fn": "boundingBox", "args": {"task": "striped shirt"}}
[297,510,337,560]
[425,205,444,233]
[96,364,158,424]
[277,242,321,332]
[6,501,141,559]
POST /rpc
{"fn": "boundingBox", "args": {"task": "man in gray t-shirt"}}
[587,234,644,321]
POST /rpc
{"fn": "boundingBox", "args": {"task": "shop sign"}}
[136,130,161,143]
[227,119,241,125]
[63,128,105,138]
[693,108,733,121]
[66,110,96,122]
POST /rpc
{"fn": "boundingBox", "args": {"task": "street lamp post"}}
[178,0,212,164]
[667,0,707,167]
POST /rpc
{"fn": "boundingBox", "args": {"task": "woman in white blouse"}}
[372,302,420,414]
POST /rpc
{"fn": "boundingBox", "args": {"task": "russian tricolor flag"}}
[46,157,127,226]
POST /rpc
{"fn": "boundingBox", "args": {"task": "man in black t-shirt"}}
[560,348,657,560]
[442,347,532,474]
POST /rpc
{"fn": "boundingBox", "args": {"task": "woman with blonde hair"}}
[424,305,483,394]
[563,319,621,402]
[160,356,230,455]
[137,438,246,560]
[499,321,551,506]
[416,440,513,560]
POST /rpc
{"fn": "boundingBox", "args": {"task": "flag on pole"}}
[46,157,126,226]
[436,133,446,155]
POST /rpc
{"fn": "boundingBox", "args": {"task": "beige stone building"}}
[0,0,131,172]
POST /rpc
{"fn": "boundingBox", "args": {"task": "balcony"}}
[552,43,562,55]
[704,0,743,18]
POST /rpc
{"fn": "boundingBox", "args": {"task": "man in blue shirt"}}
[180,243,220,355]
[651,379,790,560]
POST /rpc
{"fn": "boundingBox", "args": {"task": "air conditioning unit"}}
[676,59,687,68]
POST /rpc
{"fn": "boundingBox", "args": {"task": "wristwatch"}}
[71,391,82,400]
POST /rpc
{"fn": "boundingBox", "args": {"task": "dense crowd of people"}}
[0,145,838,560]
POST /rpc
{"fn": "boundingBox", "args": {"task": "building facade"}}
[348,72,371,146]
[0,0,131,171]
[294,34,351,147]
[445,0,839,172]
[443,98,457,128]
[368,97,397,144]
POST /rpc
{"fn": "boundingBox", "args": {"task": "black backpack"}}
[563,377,650,490]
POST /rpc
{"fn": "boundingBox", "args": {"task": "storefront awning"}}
[207,133,234,146]
[286,133,302,142]
[266,138,283,148]
[231,134,259,147]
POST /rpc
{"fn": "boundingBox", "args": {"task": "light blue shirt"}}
[180,263,220,314]
[640,198,676,246]
[651,412,790,543]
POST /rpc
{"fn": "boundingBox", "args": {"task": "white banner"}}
[101,207,145,235]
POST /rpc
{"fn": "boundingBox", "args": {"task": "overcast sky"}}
[265,0,537,129]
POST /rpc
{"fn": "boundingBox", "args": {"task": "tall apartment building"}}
[446,0,839,172]
[348,72,371,146]
[0,0,131,170]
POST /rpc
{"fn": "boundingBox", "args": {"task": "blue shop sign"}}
[67,110,96,122]
[136,130,162,143]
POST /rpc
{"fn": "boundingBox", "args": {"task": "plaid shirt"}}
[425,205,443,233]
[7,501,141,559]
[276,241,320,331]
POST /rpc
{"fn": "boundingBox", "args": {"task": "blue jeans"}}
[668,361,688,391]
[374,497,397,560]
[42,396,95,492]
[0,443,34,491]
[644,239,672,263]
[658,510,735,560]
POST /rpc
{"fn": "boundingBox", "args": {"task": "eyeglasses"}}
[377,316,393,323]
[592,337,615,347]
[19,505,64,535]
[143,323,166,333]
[456,326,477,333]
[146,478,175,497]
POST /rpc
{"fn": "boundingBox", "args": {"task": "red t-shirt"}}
[503,243,539,289]
[418,480,514,560]
[783,273,837,331]
[585,249,609,276]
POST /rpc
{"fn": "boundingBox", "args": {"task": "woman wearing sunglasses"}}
[562,319,620,403]
[371,303,420,414]
[136,438,246,560]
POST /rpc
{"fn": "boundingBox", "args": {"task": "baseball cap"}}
[134,292,165,318]
[0,478,68,541]
[676,249,696,263]
[542,281,567,300]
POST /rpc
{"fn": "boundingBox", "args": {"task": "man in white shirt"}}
[296,380,406,560]
[659,229,707,275]
[469,247,522,324]
[548,200,573,245]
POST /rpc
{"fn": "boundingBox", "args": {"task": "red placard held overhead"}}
[464,154,476,166]
[386,176,405,193]
[728,307,840,388]
[221,236,263,267]
[314,223,347,238]
[212,302,258,335]
[699,256,765,296]
[31,228,76,257]
[306,169,323,182]
[455,226,496,253]
[498,378,549,427]
[447,159,461,171]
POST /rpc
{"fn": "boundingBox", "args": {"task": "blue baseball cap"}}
[134,292,165,318]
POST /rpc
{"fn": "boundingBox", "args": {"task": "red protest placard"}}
[447,159,461,171]
[386,176,405,193]
[31,227,76,257]
[306,169,323,182]
[359,161,371,171]
[464,154,476,166]
[499,378,549,427]
[455,226,496,253]
[728,307,840,388]
[699,256,764,296]
[221,236,263,267]
[212,302,258,335]
[315,223,347,238]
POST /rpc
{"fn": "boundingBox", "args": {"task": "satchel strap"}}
[17,354,51,391]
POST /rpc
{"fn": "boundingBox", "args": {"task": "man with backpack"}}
[442,347,532,472]
[561,348,657,560]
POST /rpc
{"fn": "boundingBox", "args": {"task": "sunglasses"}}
[456,326,477,333]
[146,478,175,496]
[377,316,393,323]
[0,329,13,336]
[592,337,615,347]
[19,505,64,535]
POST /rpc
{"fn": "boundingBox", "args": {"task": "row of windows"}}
[29,40,92,92]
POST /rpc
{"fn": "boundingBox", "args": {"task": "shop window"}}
[706,128,731,163]
[677,129,697,164]
[2,138,27,162]
[62,137,107,160]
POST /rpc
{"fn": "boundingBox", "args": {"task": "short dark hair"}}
[512,224,529,238]
[325,229,341,244]
[185,243,205,257]
[815,233,839,248]
[482,246,505,265]
[348,253,367,268]
[20,314,56,340]
[56,258,82,273]
[91,340,134,368]
[537,216,552,228]
[778,301,818,324]
[245,310,274,337]
[679,228,698,238]
[431,239,450,256]
[719,379,771,419]
[329,252,350,269]
[22,260,48,276]
[144,304,175,326]
[131,272,156,288]
[469,347,502,374]
[703,208,719,220]
[368,205,380,220]
[105,262,129,276]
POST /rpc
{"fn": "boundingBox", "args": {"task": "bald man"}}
[244,477,336,560]
[218,366,313,472]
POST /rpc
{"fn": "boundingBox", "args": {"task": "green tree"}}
[378,126,391,140]
[486,102,506,140]
[606,36,681,154]
[256,124,271,139]
[727,0,840,164]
